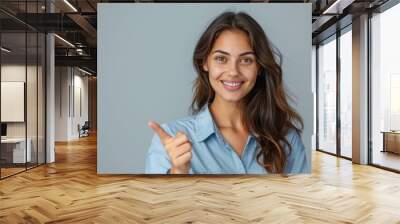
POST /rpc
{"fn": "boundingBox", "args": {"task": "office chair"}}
[79,121,90,138]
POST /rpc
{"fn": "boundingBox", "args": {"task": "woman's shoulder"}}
[285,128,303,144]
[282,128,310,174]
[284,128,306,156]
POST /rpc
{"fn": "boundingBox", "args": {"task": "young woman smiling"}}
[145,11,309,174]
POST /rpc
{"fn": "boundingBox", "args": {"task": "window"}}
[370,3,400,171]
[339,27,352,158]
[317,35,337,155]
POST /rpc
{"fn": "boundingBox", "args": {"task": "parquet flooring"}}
[0,134,399,223]
[1,167,26,178]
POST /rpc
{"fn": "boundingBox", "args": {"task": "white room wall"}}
[55,67,89,141]
[71,72,89,138]
[55,66,70,141]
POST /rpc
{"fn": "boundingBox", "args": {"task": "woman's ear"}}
[202,60,208,72]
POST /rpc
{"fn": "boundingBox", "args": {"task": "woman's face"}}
[203,29,259,104]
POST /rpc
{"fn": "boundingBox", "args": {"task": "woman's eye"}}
[215,56,227,63]
[241,58,254,64]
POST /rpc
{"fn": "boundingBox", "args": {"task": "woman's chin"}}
[220,95,244,104]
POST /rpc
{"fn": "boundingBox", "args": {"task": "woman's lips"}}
[221,80,244,91]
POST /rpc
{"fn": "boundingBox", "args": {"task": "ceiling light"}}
[54,34,75,48]
[1,47,11,53]
[322,0,355,15]
[63,0,78,12]
[78,67,92,76]
[323,0,343,14]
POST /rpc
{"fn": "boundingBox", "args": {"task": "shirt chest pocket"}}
[190,142,228,174]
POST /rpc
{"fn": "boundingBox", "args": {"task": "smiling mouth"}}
[221,80,244,91]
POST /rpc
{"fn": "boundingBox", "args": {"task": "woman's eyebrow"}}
[212,50,255,56]
[239,51,255,56]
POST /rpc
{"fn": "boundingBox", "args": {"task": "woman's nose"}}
[227,60,240,76]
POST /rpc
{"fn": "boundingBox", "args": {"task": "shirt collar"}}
[194,104,257,143]
[194,104,217,142]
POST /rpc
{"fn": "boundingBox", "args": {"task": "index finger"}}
[148,121,172,144]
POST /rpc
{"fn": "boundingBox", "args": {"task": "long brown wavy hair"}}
[191,11,303,173]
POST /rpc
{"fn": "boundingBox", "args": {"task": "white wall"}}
[55,67,89,141]
[72,73,89,138]
[55,66,69,141]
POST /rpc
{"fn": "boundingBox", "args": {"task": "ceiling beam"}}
[67,13,97,46]
[55,55,96,71]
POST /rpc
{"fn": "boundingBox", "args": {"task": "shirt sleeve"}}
[284,130,311,174]
[145,124,172,174]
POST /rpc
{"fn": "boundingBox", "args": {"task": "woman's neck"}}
[209,97,246,131]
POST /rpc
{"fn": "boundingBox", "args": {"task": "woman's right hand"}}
[148,121,192,174]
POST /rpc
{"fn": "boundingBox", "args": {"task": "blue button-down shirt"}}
[145,105,310,174]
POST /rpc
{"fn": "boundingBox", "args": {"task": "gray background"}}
[98,3,312,174]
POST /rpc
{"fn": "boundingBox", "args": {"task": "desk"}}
[381,131,400,154]
[1,138,32,163]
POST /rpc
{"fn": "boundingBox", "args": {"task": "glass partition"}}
[0,31,28,178]
[0,1,46,179]
[27,31,38,170]
[38,32,45,165]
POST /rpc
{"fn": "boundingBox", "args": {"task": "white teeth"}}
[222,81,242,87]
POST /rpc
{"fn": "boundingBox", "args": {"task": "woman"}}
[145,11,309,174]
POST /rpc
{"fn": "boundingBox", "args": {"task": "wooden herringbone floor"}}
[1,134,400,224]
